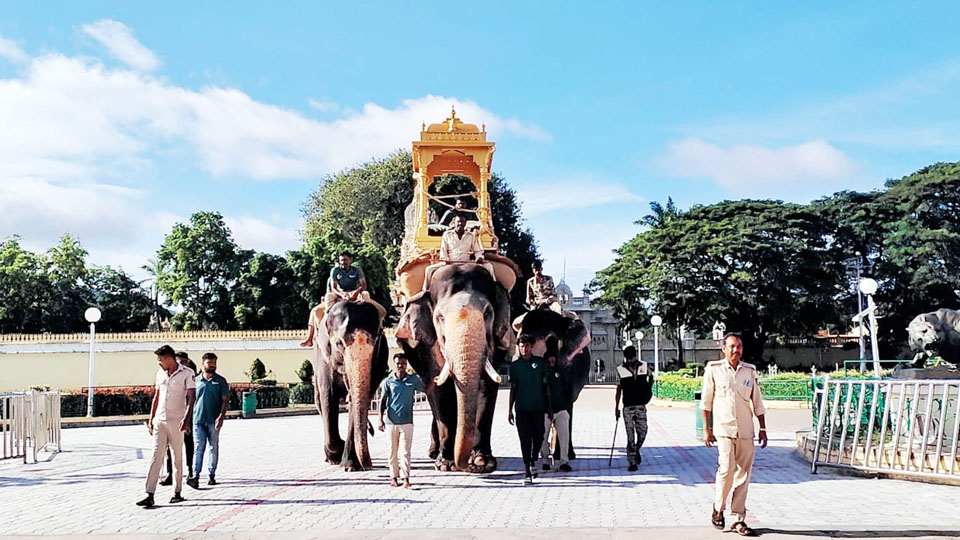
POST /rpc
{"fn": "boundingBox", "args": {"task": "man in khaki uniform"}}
[701,334,767,536]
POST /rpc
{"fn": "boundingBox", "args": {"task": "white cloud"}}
[0,34,29,64]
[656,138,859,191]
[224,216,300,256]
[81,19,160,71]
[516,178,643,215]
[308,98,339,112]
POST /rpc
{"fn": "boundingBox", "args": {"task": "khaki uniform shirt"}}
[154,364,196,424]
[440,230,483,262]
[526,275,558,306]
[700,359,765,439]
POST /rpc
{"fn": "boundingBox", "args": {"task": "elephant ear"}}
[395,290,436,349]
[493,284,515,356]
[558,318,591,368]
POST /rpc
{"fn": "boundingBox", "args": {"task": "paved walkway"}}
[1,387,958,538]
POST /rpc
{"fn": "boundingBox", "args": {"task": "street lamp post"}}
[857,278,882,376]
[844,252,874,371]
[650,315,663,376]
[84,307,101,418]
[634,330,644,362]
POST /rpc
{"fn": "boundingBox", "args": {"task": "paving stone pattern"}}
[1,387,958,536]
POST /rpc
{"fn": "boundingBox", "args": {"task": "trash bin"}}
[242,391,257,419]
[695,391,712,440]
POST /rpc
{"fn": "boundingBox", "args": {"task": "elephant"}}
[514,307,592,459]
[394,263,515,473]
[907,308,960,368]
[311,300,389,471]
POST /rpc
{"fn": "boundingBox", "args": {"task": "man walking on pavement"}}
[701,334,767,537]
[614,345,653,471]
[509,334,552,484]
[378,353,433,488]
[187,352,229,489]
[137,345,195,508]
[540,337,573,472]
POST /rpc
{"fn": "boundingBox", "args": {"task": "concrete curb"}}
[61,406,319,428]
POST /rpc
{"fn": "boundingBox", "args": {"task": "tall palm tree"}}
[141,257,169,331]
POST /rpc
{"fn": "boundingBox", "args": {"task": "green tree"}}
[232,252,304,330]
[0,236,49,333]
[156,212,247,330]
[88,266,156,332]
[141,256,171,331]
[593,200,844,364]
[42,234,94,333]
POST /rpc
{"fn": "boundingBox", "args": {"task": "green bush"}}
[295,360,314,384]
[61,387,155,417]
[654,374,701,401]
[246,358,267,382]
[290,383,315,404]
[252,378,277,386]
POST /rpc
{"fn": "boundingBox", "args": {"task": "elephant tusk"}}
[435,360,452,386]
[484,359,502,384]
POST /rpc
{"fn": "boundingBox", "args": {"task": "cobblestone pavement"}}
[1,387,959,539]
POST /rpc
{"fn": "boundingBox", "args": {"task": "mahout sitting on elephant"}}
[310,299,388,471]
[514,307,591,459]
[395,263,515,473]
[908,308,960,368]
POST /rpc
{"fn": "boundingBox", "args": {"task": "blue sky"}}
[2,2,960,292]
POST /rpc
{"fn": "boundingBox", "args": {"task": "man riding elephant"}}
[513,261,575,332]
[395,263,515,473]
[301,251,386,348]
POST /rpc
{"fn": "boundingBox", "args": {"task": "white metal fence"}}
[1,390,62,463]
[811,376,960,480]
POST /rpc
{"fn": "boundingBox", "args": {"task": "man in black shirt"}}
[614,346,653,471]
[509,334,552,484]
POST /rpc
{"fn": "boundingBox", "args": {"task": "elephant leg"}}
[429,418,440,460]
[318,373,345,464]
[341,413,363,471]
[433,384,458,471]
[469,377,499,473]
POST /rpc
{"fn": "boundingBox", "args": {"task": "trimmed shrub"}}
[227,383,289,410]
[290,383,315,405]
[296,360,314,384]
[61,386,155,417]
[246,358,267,382]
[654,374,701,401]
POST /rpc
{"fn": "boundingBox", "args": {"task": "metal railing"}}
[1,390,61,463]
[811,375,960,480]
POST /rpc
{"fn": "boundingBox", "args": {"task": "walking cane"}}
[608,416,620,466]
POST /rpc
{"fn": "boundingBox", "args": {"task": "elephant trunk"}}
[446,307,488,470]
[345,329,374,469]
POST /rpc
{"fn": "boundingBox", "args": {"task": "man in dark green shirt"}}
[508,334,552,484]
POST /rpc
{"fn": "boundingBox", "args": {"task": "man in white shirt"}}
[424,215,494,289]
[137,344,196,508]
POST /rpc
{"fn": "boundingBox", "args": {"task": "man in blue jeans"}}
[187,352,229,489]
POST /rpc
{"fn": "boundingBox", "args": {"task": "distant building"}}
[557,280,623,382]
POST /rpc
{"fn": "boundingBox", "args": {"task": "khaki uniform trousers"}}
[714,436,755,522]
[388,423,414,481]
[146,420,185,493]
[540,409,571,466]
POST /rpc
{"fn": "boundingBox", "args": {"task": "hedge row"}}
[62,384,291,418]
[654,372,820,402]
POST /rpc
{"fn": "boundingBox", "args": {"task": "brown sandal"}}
[711,509,725,530]
[731,521,756,536]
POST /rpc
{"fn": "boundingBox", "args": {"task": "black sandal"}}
[731,521,756,536]
[711,509,725,530]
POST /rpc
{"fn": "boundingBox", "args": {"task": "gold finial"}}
[481,121,486,133]
[450,105,456,118]
[421,121,425,132]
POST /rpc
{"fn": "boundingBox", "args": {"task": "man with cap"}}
[615,345,653,471]
[508,334,552,484]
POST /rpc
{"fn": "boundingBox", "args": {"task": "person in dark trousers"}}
[614,345,653,471]
[508,334,552,484]
[187,352,229,489]
[160,351,197,485]
[540,337,573,472]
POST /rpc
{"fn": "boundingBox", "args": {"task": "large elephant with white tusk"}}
[395,263,515,473]
[514,308,591,459]
[312,300,388,471]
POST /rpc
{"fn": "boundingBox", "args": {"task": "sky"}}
[2,2,960,293]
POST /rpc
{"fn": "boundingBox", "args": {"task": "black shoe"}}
[208,475,217,485]
[524,474,533,485]
[541,463,551,471]
[559,463,572,472]
[186,477,200,490]
[170,492,185,504]
[159,475,173,486]
[627,464,638,472]
[135,494,155,508]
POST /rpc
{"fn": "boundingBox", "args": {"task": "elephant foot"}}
[466,452,497,473]
[342,458,370,472]
[434,456,458,472]
[325,445,344,465]
[428,448,440,460]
